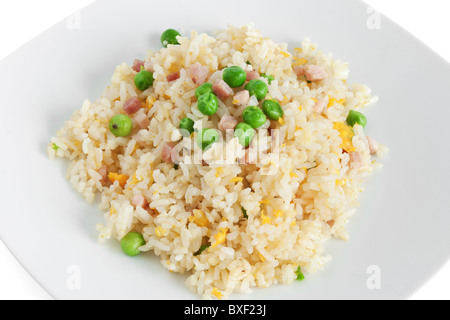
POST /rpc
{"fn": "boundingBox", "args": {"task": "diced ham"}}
[238,149,257,165]
[123,97,141,114]
[170,143,184,165]
[313,97,329,114]
[349,152,363,169]
[367,136,379,155]
[144,61,154,72]
[246,70,259,81]
[233,90,250,106]
[213,79,233,101]
[293,65,305,77]
[166,71,180,82]
[132,194,148,209]
[189,62,209,85]
[98,166,108,186]
[132,59,145,72]
[134,112,150,129]
[162,143,176,164]
[304,65,328,82]
[218,114,238,131]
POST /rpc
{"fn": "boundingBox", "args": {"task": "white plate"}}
[1,0,449,300]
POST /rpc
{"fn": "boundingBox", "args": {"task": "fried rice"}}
[48,24,387,299]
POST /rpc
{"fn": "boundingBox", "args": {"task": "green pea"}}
[262,100,284,120]
[197,92,218,116]
[242,106,267,129]
[222,66,247,88]
[134,69,154,91]
[109,114,133,137]
[346,110,367,128]
[195,82,214,99]
[179,117,195,136]
[245,79,268,100]
[121,232,146,257]
[261,73,274,85]
[161,29,181,47]
[234,122,255,147]
[197,128,220,150]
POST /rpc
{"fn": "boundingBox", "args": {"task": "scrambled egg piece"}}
[215,167,223,178]
[292,57,308,66]
[189,209,209,227]
[155,227,167,237]
[211,287,223,300]
[278,49,291,58]
[211,228,228,248]
[328,97,346,108]
[333,122,356,153]
[146,96,156,111]
[229,177,244,183]
[274,209,284,218]
[260,211,272,225]
[108,172,129,188]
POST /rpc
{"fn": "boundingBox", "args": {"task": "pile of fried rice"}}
[48,24,387,299]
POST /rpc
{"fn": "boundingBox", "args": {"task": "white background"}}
[0,0,449,300]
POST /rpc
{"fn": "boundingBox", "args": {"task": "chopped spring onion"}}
[194,245,210,256]
[295,266,305,281]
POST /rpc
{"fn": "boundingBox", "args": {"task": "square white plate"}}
[1,0,449,300]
